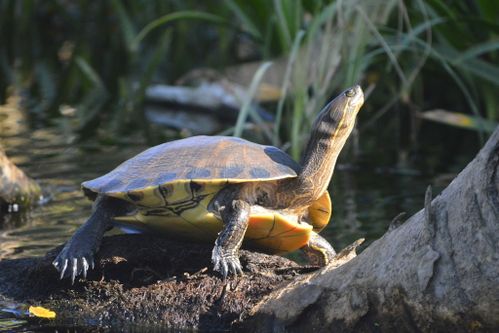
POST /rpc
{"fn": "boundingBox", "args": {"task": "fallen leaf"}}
[28,306,56,319]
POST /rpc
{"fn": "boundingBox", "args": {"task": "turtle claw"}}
[228,260,242,276]
[71,258,78,284]
[82,257,89,279]
[211,245,243,279]
[52,241,97,284]
[220,260,229,279]
[57,258,68,280]
[51,196,125,283]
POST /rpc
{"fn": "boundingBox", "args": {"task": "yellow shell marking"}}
[113,181,331,253]
[308,191,332,232]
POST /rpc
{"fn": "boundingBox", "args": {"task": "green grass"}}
[0,0,497,154]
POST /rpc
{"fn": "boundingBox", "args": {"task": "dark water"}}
[0,100,478,332]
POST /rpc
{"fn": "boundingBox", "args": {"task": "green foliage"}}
[0,0,235,140]
[234,61,273,138]
[0,0,497,153]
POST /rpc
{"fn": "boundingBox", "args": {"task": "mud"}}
[0,234,313,331]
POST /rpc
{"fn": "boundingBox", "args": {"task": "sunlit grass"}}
[0,0,497,154]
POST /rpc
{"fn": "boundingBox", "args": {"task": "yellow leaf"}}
[28,306,56,319]
[420,109,497,133]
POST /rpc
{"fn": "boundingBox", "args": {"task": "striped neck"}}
[278,86,364,208]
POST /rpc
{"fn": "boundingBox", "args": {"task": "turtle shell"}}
[83,135,332,254]
[82,136,301,196]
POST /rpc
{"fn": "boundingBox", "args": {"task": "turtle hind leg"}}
[301,232,336,266]
[211,199,250,279]
[52,195,131,284]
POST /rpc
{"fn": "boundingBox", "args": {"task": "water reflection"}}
[0,135,146,259]
[0,97,142,259]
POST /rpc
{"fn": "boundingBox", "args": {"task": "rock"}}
[0,148,41,209]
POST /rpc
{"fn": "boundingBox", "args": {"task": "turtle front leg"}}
[212,200,250,278]
[52,195,130,284]
[301,232,336,266]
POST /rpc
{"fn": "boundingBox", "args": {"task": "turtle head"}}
[300,85,363,200]
[307,85,364,152]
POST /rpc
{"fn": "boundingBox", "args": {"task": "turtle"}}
[53,85,364,283]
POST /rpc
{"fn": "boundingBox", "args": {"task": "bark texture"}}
[240,127,499,332]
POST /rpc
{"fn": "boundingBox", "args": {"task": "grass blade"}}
[132,11,228,51]
[273,29,305,146]
[453,41,499,64]
[75,57,106,91]
[356,4,407,87]
[273,0,292,50]
[233,61,273,138]
[111,0,137,53]
[223,0,262,40]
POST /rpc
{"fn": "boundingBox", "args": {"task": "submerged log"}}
[240,128,499,332]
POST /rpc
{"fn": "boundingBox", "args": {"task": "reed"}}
[0,0,497,153]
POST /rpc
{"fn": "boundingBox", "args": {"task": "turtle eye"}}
[345,87,356,97]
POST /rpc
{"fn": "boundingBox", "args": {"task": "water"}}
[0,103,146,260]
[0,100,478,331]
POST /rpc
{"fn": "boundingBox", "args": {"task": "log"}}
[240,127,499,332]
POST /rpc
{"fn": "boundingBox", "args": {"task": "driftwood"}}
[144,82,274,135]
[240,127,499,332]
[0,128,497,331]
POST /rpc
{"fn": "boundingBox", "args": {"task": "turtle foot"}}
[52,240,96,284]
[211,245,243,279]
[51,195,125,284]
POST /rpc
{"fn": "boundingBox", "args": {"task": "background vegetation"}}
[0,0,498,170]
